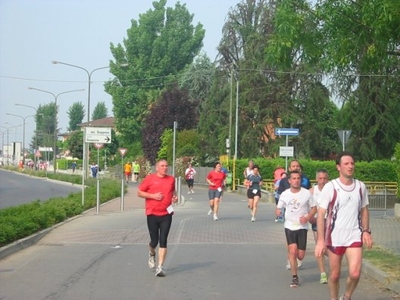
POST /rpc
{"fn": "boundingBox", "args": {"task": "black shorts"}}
[247,189,261,198]
[284,228,308,251]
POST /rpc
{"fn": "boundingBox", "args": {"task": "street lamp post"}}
[51,60,110,181]
[6,113,34,165]
[0,125,11,165]
[15,104,39,168]
[28,87,84,173]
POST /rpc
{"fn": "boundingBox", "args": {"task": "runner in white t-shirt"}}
[275,170,316,288]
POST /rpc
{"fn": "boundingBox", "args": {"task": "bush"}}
[233,158,397,183]
[0,178,121,247]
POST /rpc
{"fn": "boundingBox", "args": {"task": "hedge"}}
[0,175,121,247]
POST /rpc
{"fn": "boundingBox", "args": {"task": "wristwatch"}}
[362,229,372,234]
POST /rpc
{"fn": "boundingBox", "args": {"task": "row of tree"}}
[30,0,400,165]
[30,101,109,160]
[105,0,400,164]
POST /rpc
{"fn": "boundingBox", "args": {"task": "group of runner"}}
[273,154,373,300]
[123,160,140,183]
[137,153,373,300]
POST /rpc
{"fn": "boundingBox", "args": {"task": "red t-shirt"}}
[139,173,175,216]
[207,170,226,190]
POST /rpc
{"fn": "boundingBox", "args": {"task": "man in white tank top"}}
[315,152,373,300]
[243,160,254,178]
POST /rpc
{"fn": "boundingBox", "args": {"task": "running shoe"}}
[155,266,165,277]
[297,258,302,268]
[320,272,328,284]
[213,214,218,221]
[251,216,256,222]
[290,276,299,288]
[148,253,155,269]
[286,260,291,270]
[208,209,213,215]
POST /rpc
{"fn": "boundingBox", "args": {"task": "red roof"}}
[77,116,115,128]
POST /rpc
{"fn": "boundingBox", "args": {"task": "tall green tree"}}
[31,103,56,160]
[105,0,205,145]
[314,0,400,160]
[67,102,85,131]
[91,101,108,120]
[66,130,84,159]
[179,52,215,104]
[209,0,279,158]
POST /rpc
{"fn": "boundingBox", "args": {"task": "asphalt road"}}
[0,186,398,300]
[0,169,81,208]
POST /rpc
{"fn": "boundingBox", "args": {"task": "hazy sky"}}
[0,0,239,150]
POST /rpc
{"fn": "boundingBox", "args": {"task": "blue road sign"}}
[275,128,299,136]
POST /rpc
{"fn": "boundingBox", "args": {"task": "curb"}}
[0,228,52,261]
[362,259,400,294]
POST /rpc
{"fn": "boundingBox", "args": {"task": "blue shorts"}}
[208,189,222,200]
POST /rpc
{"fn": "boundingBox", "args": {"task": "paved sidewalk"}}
[95,183,400,295]
[1,182,399,299]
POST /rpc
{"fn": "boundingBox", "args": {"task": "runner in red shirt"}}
[206,161,226,221]
[138,159,178,277]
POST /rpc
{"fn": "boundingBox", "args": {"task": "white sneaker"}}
[251,216,256,222]
[188,191,191,194]
[191,190,194,194]
[155,266,165,277]
[208,209,213,216]
[213,214,218,221]
[286,260,291,270]
[297,258,302,268]
[148,253,155,269]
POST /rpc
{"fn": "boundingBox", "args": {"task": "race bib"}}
[252,189,258,194]
[167,205,174,214]
[217,187,222,192]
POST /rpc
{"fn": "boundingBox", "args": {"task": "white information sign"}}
[85,127,112,144]
[279,146,294,157]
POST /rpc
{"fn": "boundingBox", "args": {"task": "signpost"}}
[93,143,104,214]
[275,128,300,170]
[85,127,112,144]
[82,128,111,207]
[337,130,352,151]
[118,148,128,211]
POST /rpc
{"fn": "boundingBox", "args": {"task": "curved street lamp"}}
[0,125,11,165]
[51,60,111,181]
[15,104,39,168]
[6,113,34,165]
[51,61,110,124]
[28,87,85,173]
